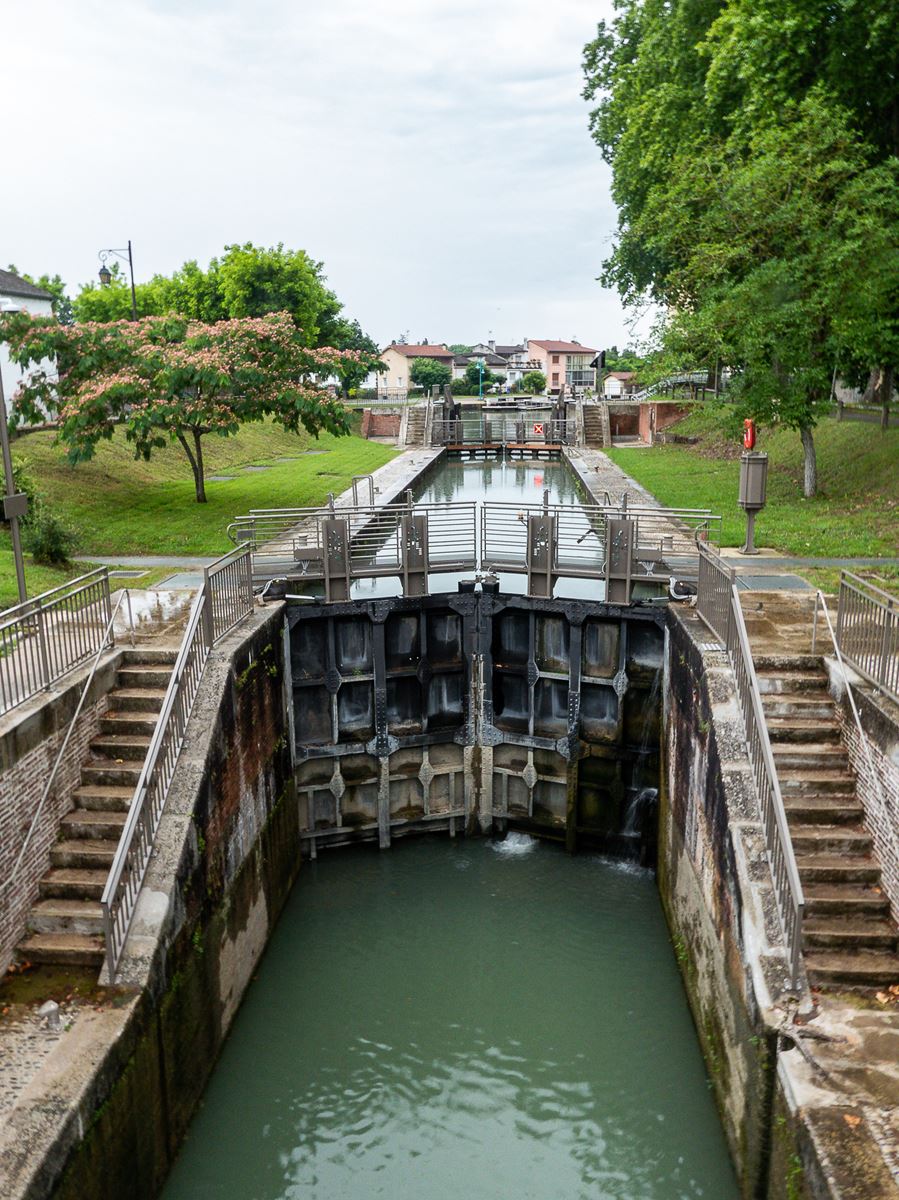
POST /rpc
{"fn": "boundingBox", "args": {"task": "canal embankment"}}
[2,442,898,1200]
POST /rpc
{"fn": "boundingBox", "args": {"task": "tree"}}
[583,2,899,494]
[72,243,362,349]
[326,318,381,394]
[464,362,493,391]
[410,358,452,390]
[0,310,381,503]
[521,370,546,394]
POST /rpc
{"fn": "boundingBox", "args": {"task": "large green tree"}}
[583,1,899,494]
[72,243,371,350]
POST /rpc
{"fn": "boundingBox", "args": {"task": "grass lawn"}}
[5,419,397,560]
[606,408,899,558]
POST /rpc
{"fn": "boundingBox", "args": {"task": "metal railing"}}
[100,546,254,981]
[835,572,898,705]
[696,545,805,986]
[431,416,570,446]
[0,568,113,715]
[813,590,889,824]
[351,474,375,507]
[0,589,134,897]
[483,501,719,583]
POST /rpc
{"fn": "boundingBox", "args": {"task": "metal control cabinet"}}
[738,451,768,554]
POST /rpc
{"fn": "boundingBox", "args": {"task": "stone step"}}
[50,838,116,870]
[60,809,128,840]
[766,720,842,745]
[81,759,146,787]
[121,647,178,665]
[802,885,892,918]
[757,672,828,694]
[803,918,897,952]
[790,825,873,856]
[798,855,881,885]
[116,665,173,689]
[100,711,160,737]
[17,933,105,968]
[784,796,864,825]
[39,868,109,900]
[754,654,823,672]
[107,687,167,713]
[89,733,152,759]
[772,745,850,772]
[762,695,835,719]
[27,898,104,936]
[778,770,856,795]
[72,784,134,813]
[805,952,899,989]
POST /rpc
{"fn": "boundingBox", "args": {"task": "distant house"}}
[527,340,598,395]
[0,268,54,417]
[378,343,455,392]
[603,371,639,399]
[468,341,533,387]
[452,349,509,383]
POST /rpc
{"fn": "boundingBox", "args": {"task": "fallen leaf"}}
[875,992,889,1004]
[843,1114,862,1128]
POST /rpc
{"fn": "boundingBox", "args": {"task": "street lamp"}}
[98,240,138,320]
[0,305,28,602]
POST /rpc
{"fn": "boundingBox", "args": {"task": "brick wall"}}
[361,409,400,439]
[829,666,899,923]
[0,668,114,973]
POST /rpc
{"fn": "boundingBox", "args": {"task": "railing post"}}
[201,573,214,648]
[35,598,52,691]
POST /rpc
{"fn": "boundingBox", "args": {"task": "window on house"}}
[552,355,560,364]
[552,372,559,385]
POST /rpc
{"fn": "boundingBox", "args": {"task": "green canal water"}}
[161,838,737,1200]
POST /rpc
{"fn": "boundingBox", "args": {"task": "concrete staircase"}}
[756,655,899,990]
[403,405,427,446]
[583,404,607,448]
[16,649,176,970]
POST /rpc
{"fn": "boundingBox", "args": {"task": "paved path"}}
[75,554,217,569]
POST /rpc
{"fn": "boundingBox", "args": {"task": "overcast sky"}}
[3,0,638,351]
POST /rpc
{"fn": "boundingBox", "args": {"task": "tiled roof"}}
[494,344,526,356]
[607,371,636,380]
[384,344,453,358]
[529,340,598,354]
[0,268,52,301]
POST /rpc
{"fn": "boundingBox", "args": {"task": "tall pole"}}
[127,240,137,321]
[0,367,27,603]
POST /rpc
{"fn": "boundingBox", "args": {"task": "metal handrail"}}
[100,546,254,981]
[812,589,889,828]
[696,545,805,986]
[351,475,375,507]
[0,568,113,715]
[0,587,134,894]
[835,571,898,705]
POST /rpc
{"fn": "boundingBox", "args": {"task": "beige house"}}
[379,343,455,392]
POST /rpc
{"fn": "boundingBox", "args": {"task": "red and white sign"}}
[532,421,544,436]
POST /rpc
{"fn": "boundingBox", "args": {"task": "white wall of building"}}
[0,294,55,418]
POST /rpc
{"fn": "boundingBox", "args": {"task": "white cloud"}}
[2,0,638,348]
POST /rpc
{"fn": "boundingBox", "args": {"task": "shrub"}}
[22,500,78,565]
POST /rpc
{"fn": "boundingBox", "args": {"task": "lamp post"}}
[0,341,28,603]
[98,240,138,320]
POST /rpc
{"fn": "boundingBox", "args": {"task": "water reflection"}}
[162,841,737,1200]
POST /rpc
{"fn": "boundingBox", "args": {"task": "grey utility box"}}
[739,452,769,511]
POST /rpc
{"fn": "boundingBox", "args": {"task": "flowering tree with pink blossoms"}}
[0,311,381,502]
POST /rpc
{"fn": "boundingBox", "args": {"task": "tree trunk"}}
[799,425,817,498]
[193,431,207,503]
[176,430,207,503]
[879,365,894,430]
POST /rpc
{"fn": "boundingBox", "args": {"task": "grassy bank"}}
[5,420,397,558]
[607,409,899,558]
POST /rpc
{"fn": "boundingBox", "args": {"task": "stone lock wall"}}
[0,659,118,974]
[46,609,298,1200]
[661,609,800,1199]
